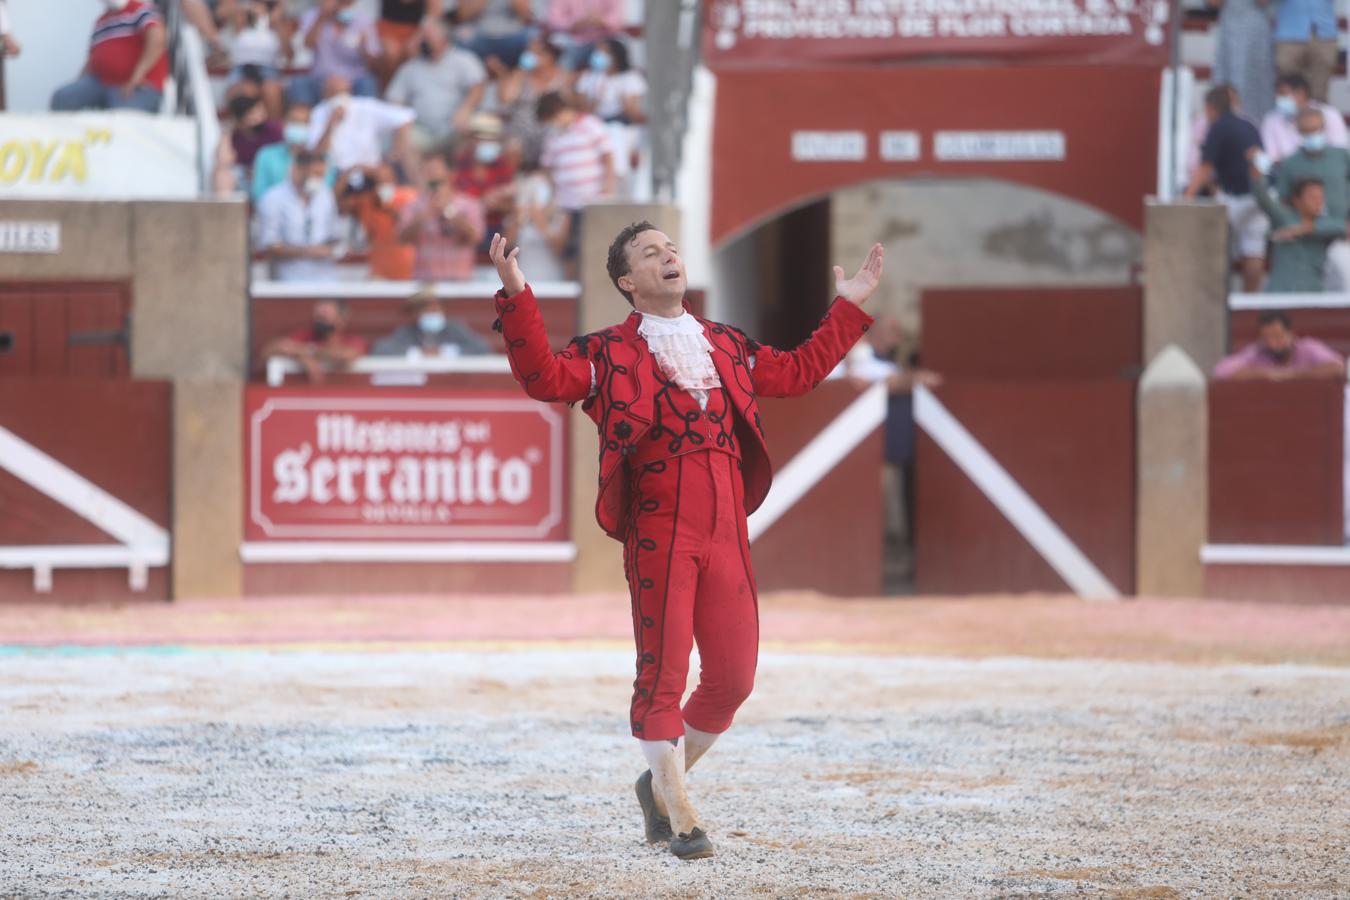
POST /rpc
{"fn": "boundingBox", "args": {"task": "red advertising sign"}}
[244,388,567,542]
[704,0,1172,67]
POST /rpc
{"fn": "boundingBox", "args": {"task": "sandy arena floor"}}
[2,645,1348,898]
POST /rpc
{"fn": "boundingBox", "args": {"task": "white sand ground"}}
[1,648,1347,898]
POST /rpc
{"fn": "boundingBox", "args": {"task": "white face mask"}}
[303,175,324,196]
[376,184,396,205]
[105,0,131,9]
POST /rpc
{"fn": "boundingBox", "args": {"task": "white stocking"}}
[640,737,700,835]
[683,724,720,771]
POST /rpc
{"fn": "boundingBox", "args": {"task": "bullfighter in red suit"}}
[488,224,884,860]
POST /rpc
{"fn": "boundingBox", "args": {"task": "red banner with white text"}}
[244,388,567,543]
[703,0,1173,67]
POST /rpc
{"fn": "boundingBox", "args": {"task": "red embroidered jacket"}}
[493,285,874,540]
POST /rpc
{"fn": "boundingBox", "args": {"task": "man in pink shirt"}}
[1214,311,1346,380]
[1260,73,1349,163]
[398,151,486,282]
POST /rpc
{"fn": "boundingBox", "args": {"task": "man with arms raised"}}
[488,225,883,859]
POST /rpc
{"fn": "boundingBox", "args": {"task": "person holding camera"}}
[397,150,485,282]
[339,163,418,281]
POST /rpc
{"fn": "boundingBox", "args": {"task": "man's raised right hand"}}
[490,232,526,296]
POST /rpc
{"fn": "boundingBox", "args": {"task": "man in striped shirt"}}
[537,91,616,277]
[51,0,167,113]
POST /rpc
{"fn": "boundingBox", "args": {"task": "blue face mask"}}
[1276,95,1299,118]
[588,50,611,72]
[418,311,447,334]
[283,122,309,146]
[518,50,538,71]
[336,6,356,24]
[474,141,501,165]
[1302,132,1328,152]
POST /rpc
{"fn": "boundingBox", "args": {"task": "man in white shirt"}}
[254,150,341,282]
[1261,73,1349,163]
[308,74,417,172]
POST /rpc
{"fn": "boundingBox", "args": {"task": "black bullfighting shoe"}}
[634,769,674,844]
[670,827,716,860]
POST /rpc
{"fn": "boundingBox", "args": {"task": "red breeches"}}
[623,450,760,741]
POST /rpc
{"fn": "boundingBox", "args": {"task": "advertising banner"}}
[704,0,1172,67]
[244,388,568,543]
[0,113,197,199]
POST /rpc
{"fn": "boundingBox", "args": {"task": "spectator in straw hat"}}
[454,111,518,252]
[371,288,493,356]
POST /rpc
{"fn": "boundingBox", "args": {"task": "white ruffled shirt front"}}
[637,310,722,410]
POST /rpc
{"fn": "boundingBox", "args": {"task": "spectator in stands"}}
[220,0,291,120]
[377,0,443,84]
[1271,107,1350,287]
[385,17,486,151]
[338,163,418,280]
[497,33,570,166]
[51,0,168,113]
[547,0,624,67]
[1212,0,1277,124]
[536,90,615,277]
[453,0,536,66]
[504,160,570,282]
[256,150,342,281]
[1273,0,1339,103]
[398,151,486,282]
[289,0,382,106]
[1214,310,1345,379]
[454,112,518,251]
[229,93,283,169]
[1261,73,1349,163]
[253,100,338,201]
[575,36,645,193]
[1185,85,1267,292]
[1249,171,1343,291]
[309,74,417,172]
[180,0,229,67]
[262,299,368,383]
[0,0,21,58]
[372,288,493,356]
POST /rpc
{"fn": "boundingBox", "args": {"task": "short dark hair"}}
[602,37,631,73]
[228,93,261,120]
[1259,310,1292,330]
[536,91,568,124]
[293,149,322,168]
[1291,177,1324,199]
[1205,85,1234,116]
[607,221,658,306]
[1277,73,1311,95]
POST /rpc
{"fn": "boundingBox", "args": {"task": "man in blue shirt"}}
[1185,85,1268,291]
[1275,0,1339,102]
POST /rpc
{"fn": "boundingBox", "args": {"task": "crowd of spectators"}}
[195,0,645,284]
[1193,0,1350,295]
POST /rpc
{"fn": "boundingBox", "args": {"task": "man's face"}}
[323,75,351,101]
[240,102,267,130]
[313,301,344,333]
[870,315,903,354]
[1294,183,1326,218]
[1259,321,1295,360]
[1298,114,1324,139]
[620,229,686,306]
[422,157,450,192]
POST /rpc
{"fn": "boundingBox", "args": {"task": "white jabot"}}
[637,310,722,409]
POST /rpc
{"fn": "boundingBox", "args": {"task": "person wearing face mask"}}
[398,151,486,282]
[289,0,381,107]
[1214,310,1344,380]
[503,161,570,282]
[1247,164,1345,291]
[255,150,342,282]
[1260,73,1349,163]
[251,100,339,201]
[1271,107,1350,289]
[497,35,570,167]
[263,299,369,384]
[51,0,168,113]
[340,164,418,280]
[222,0,291,121]
[453,112,518,251]
[386,18,487,150]
[372,289,493,357]
[228,93,284,169]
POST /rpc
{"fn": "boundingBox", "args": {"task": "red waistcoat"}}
[493,286,873,541]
